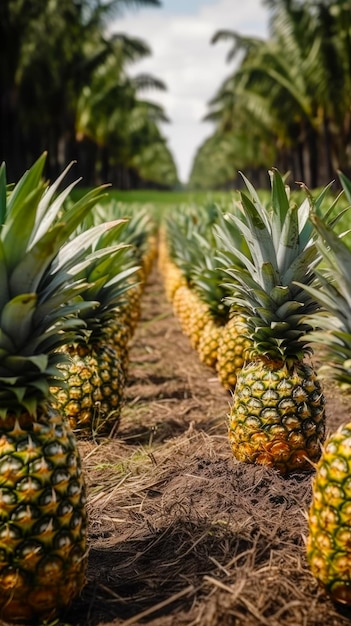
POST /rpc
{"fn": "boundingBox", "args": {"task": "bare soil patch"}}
[64,266,351,626]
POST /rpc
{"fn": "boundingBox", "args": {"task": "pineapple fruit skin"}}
[197,318,222,369]
[0,407,87,623]
[307,422,351,605]
[172,285,196,337]
[229,359,326,474]
[51,342,126,438]
[216,315,252,391]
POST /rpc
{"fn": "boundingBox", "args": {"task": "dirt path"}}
[65,266,351,626]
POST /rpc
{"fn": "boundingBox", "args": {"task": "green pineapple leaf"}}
[0,239,10,311]
[270,167,290,245]
[237,193,278,273]
[338,170,351,204]
[6,152,47,215]
[0,162,6,225]
[0,294,37,351]
[33,160,78,237]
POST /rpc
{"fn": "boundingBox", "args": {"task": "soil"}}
[64,264,351,626]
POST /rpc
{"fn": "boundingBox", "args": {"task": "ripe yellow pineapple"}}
[158,226,187,302]
[172,284,197,335]
[172,284,213,350]
[0,409,87,623]
[216,315,252,390]
[307,423,351,604]
[224,169,334,474]
[50,224,140,438]
[299,172,351,603]
[197,318,223,369]
[52,342,127,438]
[0,153,107,622]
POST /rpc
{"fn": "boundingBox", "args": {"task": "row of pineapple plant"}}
[0,153,158,624]
[301,173,351,606]
[160,170,346,472]
[3,148,351,622]
[160,169,351,606]
[0,153,111,623]
[158,202,252,390]
[221,169,341,475]
[50,199,158,439]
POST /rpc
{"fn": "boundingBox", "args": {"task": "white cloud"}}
[113,0,269,183]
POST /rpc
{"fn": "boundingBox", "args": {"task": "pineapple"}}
[0,153,109,622]
[307,422,351,605]
[296,174,351,602]
[197,319,222,369]
[225,169,336,474]
[50,223,140,439]
[172,284,210,347]
[216,314,252,390]
[81,199,158,333]
[160,202,224,352]
[213,205,255,390]
[188,237,230,368]
[158,226,187,302]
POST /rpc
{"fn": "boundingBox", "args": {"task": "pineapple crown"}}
[296,170,351,386]
[189,233,231,323]
[220,168,342,364]
[60,219,140,342]
[163,202,221,284]
[79,198,157,269]
[0,152,119,415]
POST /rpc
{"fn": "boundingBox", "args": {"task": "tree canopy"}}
[0,0,179,188]
[189,0,351,190]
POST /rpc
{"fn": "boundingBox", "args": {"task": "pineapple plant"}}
[0,153,110,622]
[158,225,187,302]
[213,210,255,390]
[225,169,339,474]
[50,222,140,439]
[295,171,351,388]
[160,202,223,350]
[307,422,351,605]
[293,173,351,602]
[82,199,158,335]
[189,235,230,368]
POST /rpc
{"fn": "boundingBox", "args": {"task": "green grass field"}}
[73,187,236,208]
[71,184,351,237]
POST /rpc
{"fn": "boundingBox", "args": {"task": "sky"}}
[113,0,270,183]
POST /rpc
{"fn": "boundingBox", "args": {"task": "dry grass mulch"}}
[63,265,351,626]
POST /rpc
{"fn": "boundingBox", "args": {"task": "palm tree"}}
[264,0,351,181]
[190,0,351,189]
[74,31,178,187]
[0,0,175,186]
[209,13,323,186]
